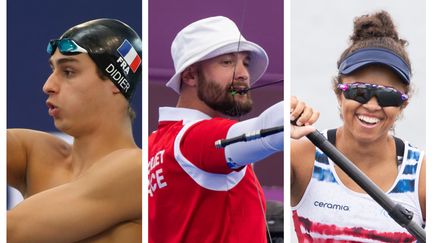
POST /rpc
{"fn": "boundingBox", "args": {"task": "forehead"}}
[343,64,407,90]
[49,49,94,67]
[197,52,250,67]
[201,51,251,62]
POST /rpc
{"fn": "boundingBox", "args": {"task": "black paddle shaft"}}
[304,129,426,242]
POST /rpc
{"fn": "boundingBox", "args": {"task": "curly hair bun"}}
[350,11,406,46]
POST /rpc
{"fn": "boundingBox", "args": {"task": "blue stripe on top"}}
[117,40,132,57]
[315,150,329,165]
[312,166,337,183]
[407,149,420,161]
[390,179,415,193]
[402,164,418,175]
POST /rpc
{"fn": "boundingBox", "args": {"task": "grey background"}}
[292,0,425,150]
[290,1,425,241]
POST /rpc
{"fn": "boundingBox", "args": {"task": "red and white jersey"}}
[149,107,267,243]
[292,130,425,242]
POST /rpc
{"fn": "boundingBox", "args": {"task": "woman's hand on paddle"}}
[290,96,319,139]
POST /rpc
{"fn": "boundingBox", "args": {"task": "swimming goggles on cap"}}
[47,39,88,55]
[337,82,408,107]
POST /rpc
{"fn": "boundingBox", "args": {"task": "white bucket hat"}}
[166,16,269,94]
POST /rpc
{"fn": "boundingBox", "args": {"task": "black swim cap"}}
[55,18,142,100]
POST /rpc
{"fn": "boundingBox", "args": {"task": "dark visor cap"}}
[338,47,411,85]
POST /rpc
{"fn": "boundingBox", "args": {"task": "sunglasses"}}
[47,39,88,55]
[337,82,408,107]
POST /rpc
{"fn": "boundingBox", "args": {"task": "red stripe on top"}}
[292,213,416,242]
[292,210,308,242]
[130,54,141,73]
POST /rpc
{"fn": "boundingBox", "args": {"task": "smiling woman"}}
[335,65,409,143]
[290,10,425,242]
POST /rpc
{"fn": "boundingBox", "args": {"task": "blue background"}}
[7,0,142,147]
[7,0,142,208]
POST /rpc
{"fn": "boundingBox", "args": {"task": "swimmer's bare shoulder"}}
[76,148,142,243]
[7,128,72,195]
[7,130,142,242]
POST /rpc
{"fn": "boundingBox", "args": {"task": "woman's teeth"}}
[357,115,380,125]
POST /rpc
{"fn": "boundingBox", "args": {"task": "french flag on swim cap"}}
[117,39,141,73]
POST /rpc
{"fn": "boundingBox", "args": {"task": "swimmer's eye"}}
[60,67,77,78]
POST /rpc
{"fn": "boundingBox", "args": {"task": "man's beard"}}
[197,74,253,117]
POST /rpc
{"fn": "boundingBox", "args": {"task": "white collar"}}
[159,107,211,124]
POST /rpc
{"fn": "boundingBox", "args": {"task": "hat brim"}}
[340,60,410,85]
[166,40,269,94]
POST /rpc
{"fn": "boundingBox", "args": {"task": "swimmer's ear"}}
[110,83,121,94]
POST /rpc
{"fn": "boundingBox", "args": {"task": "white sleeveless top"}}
[292,131,425,242]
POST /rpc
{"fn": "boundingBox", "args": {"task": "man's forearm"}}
[224,101,283,167]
